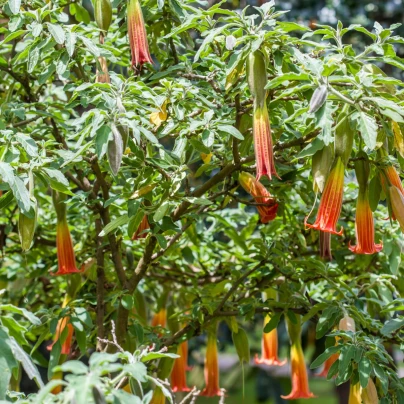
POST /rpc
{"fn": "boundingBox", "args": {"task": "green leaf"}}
[358,356,371,388]
[355,111,378,150]
[0,191,14,211]
[381,317,404,336]
[8,0,21,14]
[263,312,282,333]
[336,345,355,385]
[65,31,77,57]
[124,362,147,383]
[310,345,340,369]
[153,201,170,222]
[141,352,179,362]
[47,23,65,44]
[369,174,381,211]
[9,338,44,388]
[27,48,39,74]
[232,327,250,364]
[0,304,41,325]
[54,360,88,375]
[121,295,134,310]
[127,210,144,238]
[96,125,111,160]
[217,125,244,140]
[0,327,18,399]
[99,214,129,237]
[316,305,342,339]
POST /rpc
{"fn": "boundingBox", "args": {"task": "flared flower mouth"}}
[253,105,279,181]
[281,343,315,400]
[201,331,222,397]
[349,192,382,254]
[254,315,286,366]
[239,172,279,223]
[128,0,153,67]
[305,157,345,236]
[171,343,191,393]
[47,317,74,355]
[53,221,82,276]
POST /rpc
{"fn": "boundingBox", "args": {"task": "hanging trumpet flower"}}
[171,342,190,392]
[52,191,81,276]
[238,172,278,223]
[349,153,382,254]
[255,290,285,366]
[305,157,345,235]
[127,0,152,67]
[282,315,315,400]
[246,50,278,180]
[201,324,222,397]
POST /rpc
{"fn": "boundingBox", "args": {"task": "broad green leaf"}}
[47,23,65,44]
[0,327,18,399]
[99,215,129,237]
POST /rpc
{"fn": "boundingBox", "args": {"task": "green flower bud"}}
[18,198,37,252]
[94,0,112,32]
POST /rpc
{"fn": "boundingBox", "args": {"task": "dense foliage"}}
[1,0,404,402]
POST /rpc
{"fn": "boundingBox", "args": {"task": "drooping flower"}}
[171,342,190,392]
[132,215,149,240]
[319,231,332,260]
[253,105,279,181]
[255,314,286,366]
[381,165,404,196]
[246,50,279,181]
[389,185,404,232]
[349,382,362,404]
[349,191,382,254]
[201,327,222,397]
[239,172,278,223]
[151,308,167,328]
[52,191,81,276]
[48,317,74,355]
[282,315,315,400]
[305,157,345,235]
[349,154,382,254]
[127,0,152,67]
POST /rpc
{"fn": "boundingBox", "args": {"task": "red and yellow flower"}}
[255,314,286,366]
[201,327,222,397]
[349,191,382,254]
[253,105,279,181]
[52,191,81,276]
[127,0,152,67]
[239,172,278,223]
[171,342,190,392]
[349,155,382,254]
[305,157,345,235]
[282,315,315,400]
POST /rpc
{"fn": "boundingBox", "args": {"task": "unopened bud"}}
[309,84,328,113]
[94,0,112,32]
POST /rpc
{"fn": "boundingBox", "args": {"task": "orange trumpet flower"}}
[239,172,278,223]
[171,342,190,392]
[282,316,315,400]
[151,308,167,328]
[305,157,345,235]
[52,191,81,276]
[201,327,222,397]
[255,314,286,366]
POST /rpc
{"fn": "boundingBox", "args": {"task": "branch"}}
[95,218,106,351]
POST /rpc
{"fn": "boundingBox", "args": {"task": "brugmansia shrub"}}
[1,0,404,401]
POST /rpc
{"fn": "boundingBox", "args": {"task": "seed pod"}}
[18,198,37,252]
[312,145,333,193]
[338,314,355,332]
[108,122,123,175]
[94,0,112,32]
[246,50,267,106]
[309,84,328,113]
[232,327,250,364]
